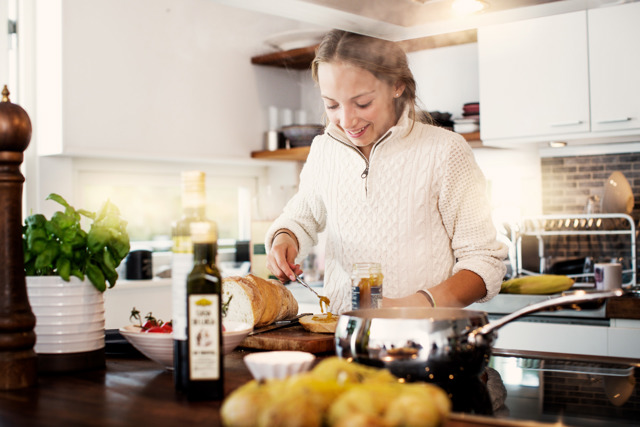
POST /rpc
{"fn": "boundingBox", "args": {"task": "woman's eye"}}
[325,104,339,110]
[357,101,372,108]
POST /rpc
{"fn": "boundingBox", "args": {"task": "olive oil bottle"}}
[179,221,223,400]
[172,171,216,390]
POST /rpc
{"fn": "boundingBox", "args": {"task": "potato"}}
[221,357,451,427]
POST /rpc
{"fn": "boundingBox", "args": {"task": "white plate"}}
[264,29,325,51]
[602,171,634,214]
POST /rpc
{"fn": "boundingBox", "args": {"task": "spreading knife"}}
[248,313,312,336]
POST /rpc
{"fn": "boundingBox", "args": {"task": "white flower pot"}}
[26,276,106,372]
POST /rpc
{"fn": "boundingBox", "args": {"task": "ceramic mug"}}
[594,263,622,290]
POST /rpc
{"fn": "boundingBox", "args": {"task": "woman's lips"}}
[347,125,368,138]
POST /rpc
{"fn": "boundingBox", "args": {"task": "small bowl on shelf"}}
[244,350,315,380]
[282,124,324,147]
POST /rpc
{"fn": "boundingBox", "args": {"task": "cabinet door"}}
[588,2,640,133]
[478,11,590,142]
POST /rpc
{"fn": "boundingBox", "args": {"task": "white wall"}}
[25,0,311,216]
[409,43,480,118]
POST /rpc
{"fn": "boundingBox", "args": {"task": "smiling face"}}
[318,61,405,158]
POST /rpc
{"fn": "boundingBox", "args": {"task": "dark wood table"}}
[6,348,631,427]
[0,350,255,427]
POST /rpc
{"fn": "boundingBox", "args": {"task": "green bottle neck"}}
[193,242,217,264]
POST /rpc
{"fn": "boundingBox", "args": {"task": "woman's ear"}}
[394,82,406,98]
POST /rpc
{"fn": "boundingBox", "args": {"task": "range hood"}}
[210,0,621,40]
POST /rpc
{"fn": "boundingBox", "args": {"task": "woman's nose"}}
[340,107,357,128]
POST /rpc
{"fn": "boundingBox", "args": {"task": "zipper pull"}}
[361,165,369,179]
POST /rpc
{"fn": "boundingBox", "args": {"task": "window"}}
[73,158,262,252]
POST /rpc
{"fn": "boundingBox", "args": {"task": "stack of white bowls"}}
[26,276,105,354]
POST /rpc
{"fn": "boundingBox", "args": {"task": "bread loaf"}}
[223,274,298,328]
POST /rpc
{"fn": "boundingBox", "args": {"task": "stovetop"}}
[447,351,640,426]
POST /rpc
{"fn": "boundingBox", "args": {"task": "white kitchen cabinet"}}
[494,321,609,357]
[608,319,640,359]
[588,2,640,134]
[478,11,590,142]
[479,4,640,146]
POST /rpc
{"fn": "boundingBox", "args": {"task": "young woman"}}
[265,30,507,313]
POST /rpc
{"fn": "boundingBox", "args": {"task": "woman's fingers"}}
[266,239,299,282]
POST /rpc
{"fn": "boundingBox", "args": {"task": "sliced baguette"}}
[299,313,338,334]
[222,276,265,327]
[241,274,281,327]
[222,274,299,328]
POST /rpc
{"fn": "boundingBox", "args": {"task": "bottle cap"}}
[181,171,206,208]
[190,221,217,243]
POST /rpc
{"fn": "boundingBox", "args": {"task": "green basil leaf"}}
[25,214,47,228]
[86,262,106,292]
[34,242,60,270]
[88,227,109,253]
[46,193,71,209]
[51,211,75,230]
[56,257,71,281]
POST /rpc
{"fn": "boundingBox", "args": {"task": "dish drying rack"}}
[512,213,636,287]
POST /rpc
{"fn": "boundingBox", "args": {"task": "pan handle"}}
[473,289,624,338]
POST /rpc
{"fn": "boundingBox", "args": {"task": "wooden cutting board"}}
[239,325,335,354]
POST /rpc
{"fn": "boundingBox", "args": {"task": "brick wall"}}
[530,153,639,282]
[543,368,640,422]
[541,152,640,217]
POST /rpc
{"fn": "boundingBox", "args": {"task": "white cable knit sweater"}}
[266,109,507,313]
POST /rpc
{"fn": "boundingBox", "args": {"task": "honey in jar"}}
[351,262,383,309]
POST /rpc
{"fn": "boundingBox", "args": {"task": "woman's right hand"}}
[266,231,303,282]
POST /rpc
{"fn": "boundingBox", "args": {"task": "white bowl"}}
[119,320,253,370]
[223,321,253,355]
[244,351,315,380]
[264,29,325,51]
[119,325,173,369]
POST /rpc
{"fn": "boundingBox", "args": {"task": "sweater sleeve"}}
[437,136,508,302]
[265,140,327,261]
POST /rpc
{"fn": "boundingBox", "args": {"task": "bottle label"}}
[172,251,193,341]
[351,285,382,310]
[188,294,220,380]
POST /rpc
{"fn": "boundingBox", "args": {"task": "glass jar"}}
[351,262,383,310]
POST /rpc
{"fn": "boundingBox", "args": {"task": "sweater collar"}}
[325,105,413,150]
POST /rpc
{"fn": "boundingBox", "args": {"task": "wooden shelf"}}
[251,132,482,161]
[251,29,477,70]
[251,146,310,161]
[251,45,318,70]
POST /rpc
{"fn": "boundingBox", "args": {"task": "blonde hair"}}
[312,30,423,128]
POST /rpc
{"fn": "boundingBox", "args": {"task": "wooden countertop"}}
[607,293,640,320]
[0,350,539,427]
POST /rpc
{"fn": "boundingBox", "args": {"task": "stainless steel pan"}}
[334,289,623,382]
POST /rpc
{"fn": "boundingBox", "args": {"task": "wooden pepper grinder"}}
[0,85,37,389]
